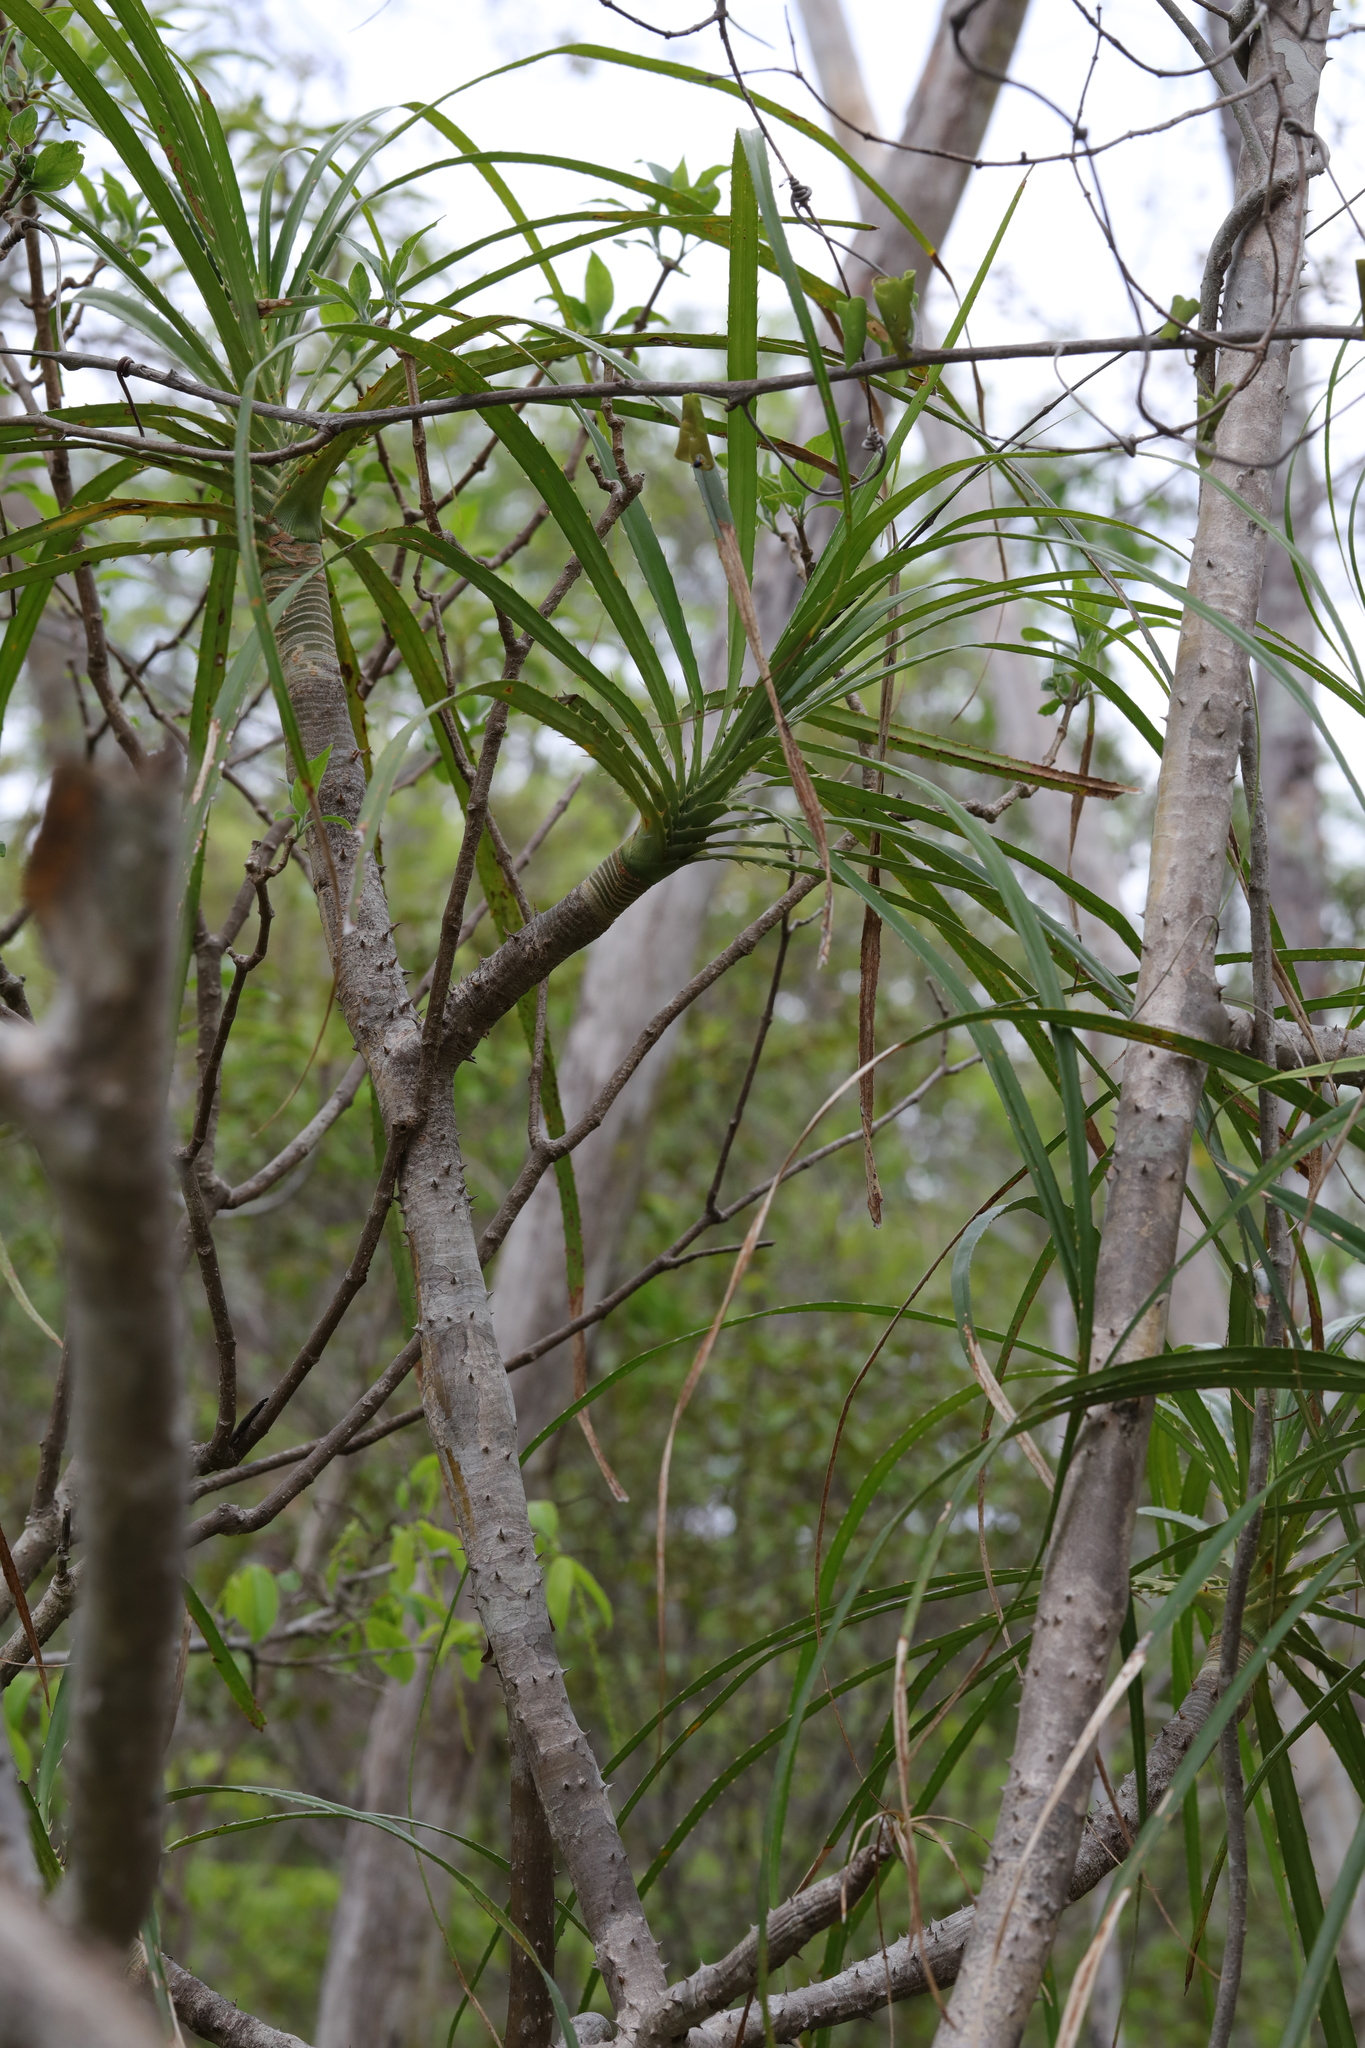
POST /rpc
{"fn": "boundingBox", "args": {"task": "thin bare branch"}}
[217,1053,368,1212]
[478,872,816,1265]
[221,1135,406,1464]
[501,1056,978,1374]
[190,1402,425,1500]
[189,1337,420,1545]
[25,326,1365,467]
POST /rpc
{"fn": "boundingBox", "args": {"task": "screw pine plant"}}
[1,2,1365,2044]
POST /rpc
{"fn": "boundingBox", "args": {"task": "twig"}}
[704,900,793,1219]
[179,1159,240,1469]
[25,325,1365,458]
[185,869,273,1165]
[190,1403,426,1499]
[500,1056,978,1374]
[189,1337,421,1545]
[220,1135,407,1463]
[478,872,816,1266]
[22,224,143,769]
[217,1054,368,1212]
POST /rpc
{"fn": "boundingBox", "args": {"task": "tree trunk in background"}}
[493,861,718,1456]
[1206,6,1328,989]
[792,0,877,158]
[1204,27,1353,1984]
[315,1665,494,2048]
[823,0,1032,306]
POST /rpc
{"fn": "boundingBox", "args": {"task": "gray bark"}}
[315,1664,493,2048]
[612,1651,1225,2046]
[261,527,667,2026]
[844,0,1031,303]
[635,1836,892,2048]
[0,1878,164,2048]
[0,752,184,1949]
[792,0,876,157]
[932,12,1332,2043]
[129,1951,312,2048]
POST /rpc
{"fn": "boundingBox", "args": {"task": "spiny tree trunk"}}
[933,9,1332,2041]
[258,527,668,2028]
[324,7,1043,2019]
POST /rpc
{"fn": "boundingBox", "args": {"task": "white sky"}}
[9,2,1365,859]
[263,0,1365,840]
[273,0,1364,402]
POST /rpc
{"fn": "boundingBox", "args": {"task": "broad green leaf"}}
[220,1563,279,1645]
[364,1609,415,1684]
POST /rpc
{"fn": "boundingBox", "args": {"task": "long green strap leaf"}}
[183,1582,266,1732]
[726,133,760,707]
